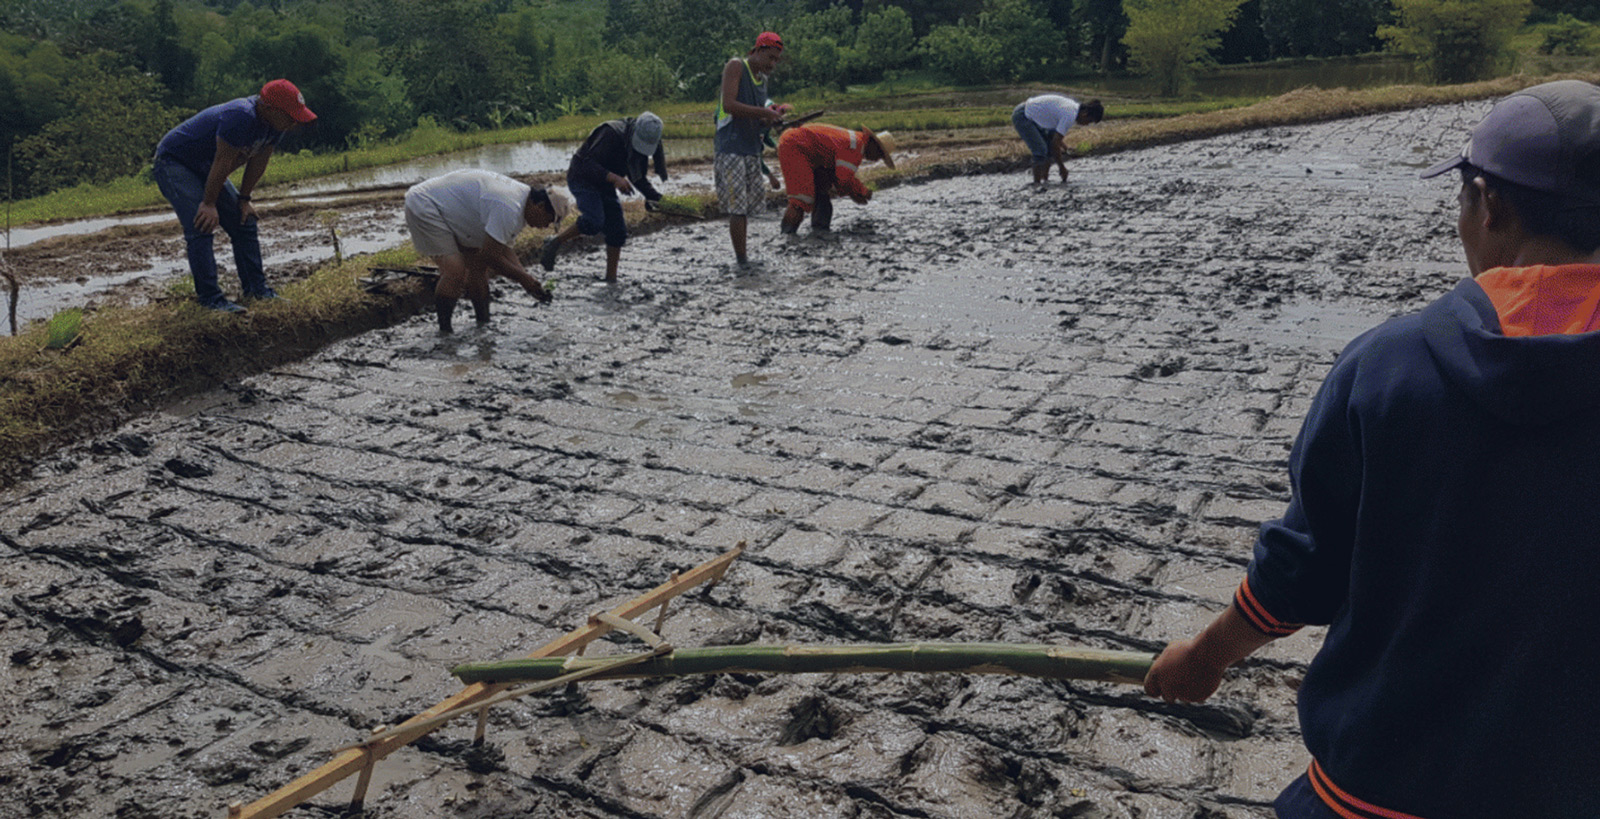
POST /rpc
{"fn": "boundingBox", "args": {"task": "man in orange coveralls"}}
[776,123,896,235]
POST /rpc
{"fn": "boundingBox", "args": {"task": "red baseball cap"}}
[754,32,784,51]
[260,79,317,124]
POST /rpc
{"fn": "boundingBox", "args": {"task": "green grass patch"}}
[0,245,427,479]
[43,309,82,350]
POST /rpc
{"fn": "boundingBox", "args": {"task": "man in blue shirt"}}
[152,79,316,312]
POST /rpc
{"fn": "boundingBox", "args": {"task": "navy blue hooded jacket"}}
[1236,267,1600,819]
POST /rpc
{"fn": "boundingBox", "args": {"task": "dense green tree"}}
[1380,0,1530,83]
[863,0,973,36]
[1540,13,1600,53]
[139,0,199,101]
[981,0,1063,80]
[1215,0,1270,63]
[0,32,68,150]
[920,22,1001,83]
[356,0,534,127]
[848,4,916,81]
[781,4,855,90]
[1123,0,1247,95]
[630,0,759,97]
[1260,0,1386,57]
[12,56,180,196]
[1532,0,1600,22]
[1078,0,1129,73]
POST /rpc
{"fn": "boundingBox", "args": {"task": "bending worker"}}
[152,79,316,312]
[1143,80,1600,818]
[776,123,895,235]
[1012,94,1102,184]
[403,169,570,334]
[542,112,666,283]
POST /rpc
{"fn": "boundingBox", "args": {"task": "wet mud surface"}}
[1,103,1479,818]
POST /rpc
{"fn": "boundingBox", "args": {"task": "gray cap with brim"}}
[632,112,663,156]
[1421,80,1600,206]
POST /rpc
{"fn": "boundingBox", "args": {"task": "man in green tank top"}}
[715,32,787,266]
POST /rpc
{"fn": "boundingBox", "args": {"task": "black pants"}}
[811,167,835,231]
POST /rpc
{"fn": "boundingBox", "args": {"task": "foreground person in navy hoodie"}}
[1143,80,1600,819]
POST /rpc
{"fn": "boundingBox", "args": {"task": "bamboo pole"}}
[453,642,1155,688]
[226,542,744,819]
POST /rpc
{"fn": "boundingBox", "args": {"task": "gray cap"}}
[632,112,663,156]
[1421,80,1600,205]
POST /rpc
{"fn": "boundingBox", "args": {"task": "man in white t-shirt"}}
[1012,94,1104,184]
[404,169,572,333]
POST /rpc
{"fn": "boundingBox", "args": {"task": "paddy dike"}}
[0,102,1478,819]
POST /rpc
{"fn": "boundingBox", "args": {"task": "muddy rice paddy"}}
[1,102,1481,818]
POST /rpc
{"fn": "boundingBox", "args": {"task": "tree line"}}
[0,0,1594,200]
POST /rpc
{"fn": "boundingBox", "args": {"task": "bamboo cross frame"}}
[225,542,744,819]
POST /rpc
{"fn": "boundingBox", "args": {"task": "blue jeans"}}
[569,178,627,248]
[1012,104,1054,167]
[152,156,271,305]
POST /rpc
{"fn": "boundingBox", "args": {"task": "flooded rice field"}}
[1,102,1480,818]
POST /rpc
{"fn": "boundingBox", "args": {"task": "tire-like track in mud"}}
[1,103,1478,819]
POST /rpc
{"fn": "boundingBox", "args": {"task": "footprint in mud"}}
[1135,355,1187,379]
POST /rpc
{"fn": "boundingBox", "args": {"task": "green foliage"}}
[1539,13,1599,54]
[979,0,1062,81]
[1079,0,1130,73]
[11,55,181,198]
[615,0,761,97]
[782,5,856,91]
[1260,0,1387,58]
[0,32,69,148]
[1123,0,1248,96]
[1531,0,1600,23]
[590,52,677,114]
[1380,0,1532,83]
[920,23,1001,85]
[44,309,82,350]
[851,5,918,82]
[918,0,1065,84]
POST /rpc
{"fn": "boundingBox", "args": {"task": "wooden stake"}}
[655,571,680,633]
[347,726,385,814]
[227,542,744,819]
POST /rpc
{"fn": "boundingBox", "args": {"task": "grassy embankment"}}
[2,72,1597,483]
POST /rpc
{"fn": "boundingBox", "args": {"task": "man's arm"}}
[195,138,244,232]
[1050,132,1069,180]
[1144,602,1277,703]
[479,235,548,300]
[721,59,782,124]
[234,144,274,223]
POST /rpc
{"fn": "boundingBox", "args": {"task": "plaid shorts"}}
[715,153,767,216]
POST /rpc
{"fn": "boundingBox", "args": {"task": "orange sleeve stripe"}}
[1234,577,1303,636]
[1309,760,1432,819]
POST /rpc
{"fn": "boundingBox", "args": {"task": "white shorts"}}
[404,190,463,258]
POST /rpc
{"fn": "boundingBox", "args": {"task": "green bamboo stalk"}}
[453,642,1154,687]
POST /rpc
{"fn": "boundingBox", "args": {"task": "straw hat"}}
[862,129,897,169]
